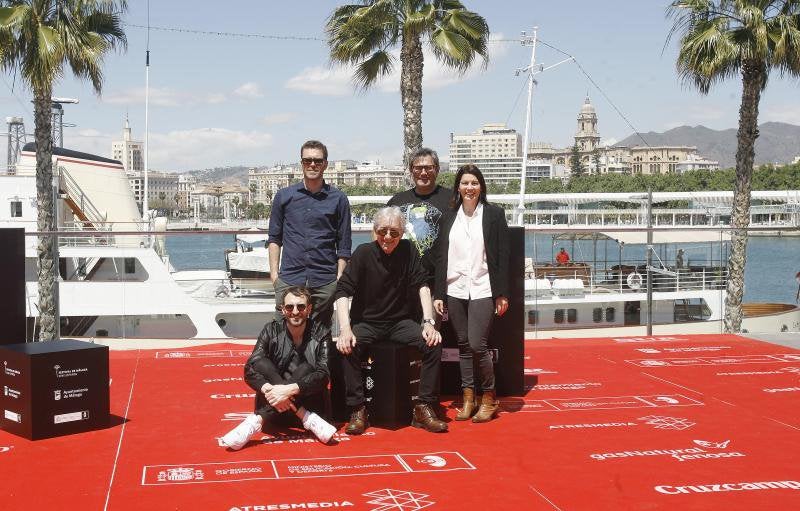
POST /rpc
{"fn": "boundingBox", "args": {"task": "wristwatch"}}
[421,318,436,327]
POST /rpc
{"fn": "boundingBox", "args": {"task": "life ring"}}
[627,272,643,290]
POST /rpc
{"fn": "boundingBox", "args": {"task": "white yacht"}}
[524,229,800,338]
[2,145,275,341]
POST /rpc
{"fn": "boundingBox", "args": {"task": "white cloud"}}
[285,66,354,96]
[234,82,264,99]
[286,32,506,96]
[64,127,273,171]
[147,128,273,170]
[101,87,229,107]
[261,112,297,125]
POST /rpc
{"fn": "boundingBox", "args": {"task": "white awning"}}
[600,228,730,245]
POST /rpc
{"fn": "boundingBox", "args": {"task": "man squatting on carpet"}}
[221,286,336,450]
[335,206,448,435]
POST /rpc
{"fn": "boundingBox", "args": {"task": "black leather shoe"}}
[345,405,368,435]
[411,403,448,433]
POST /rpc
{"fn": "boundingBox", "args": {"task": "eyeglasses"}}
[375,227,402,238]
[281,303,308,313]
[301,157,326,166]
[411,165,436,173]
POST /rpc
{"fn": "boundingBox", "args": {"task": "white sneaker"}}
[221,414,263,450]
[301,410,337,444]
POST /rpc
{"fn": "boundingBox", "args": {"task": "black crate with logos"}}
[0,339,109,440]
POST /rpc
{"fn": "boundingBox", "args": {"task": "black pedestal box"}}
[330,342,421,428]
[0,339,110,440]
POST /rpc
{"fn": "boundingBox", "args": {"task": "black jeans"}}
[252,358,326,426]
[446,296,495,391]
[342,319,442,407]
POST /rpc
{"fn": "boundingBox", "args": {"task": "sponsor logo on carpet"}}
[211,393,256,400]
[525,368,558,375]
[627,354,800,367]
[655,480,800,494]
[3,361,21,377]
[3,385,21,399]
[203,377,242,383]
[228,501,354,510]
[636,346,732,354]
[639,415,696,430]
[532,382,602,391]
[143,452,474,485]
[614,336,686,344]
[763,386,800,393]
[549,415,695,431]
[157,350,250,359]
[717,367,800,376]
[363,489,434,510]
[0,446,12,453]
[203,363,242,368]
[590,439,744,463]
[521,394,702,412]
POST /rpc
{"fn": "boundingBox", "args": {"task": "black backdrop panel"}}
[440,226,525,396]
[0,228,26,345]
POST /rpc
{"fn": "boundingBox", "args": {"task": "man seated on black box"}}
[334,206,447,435]
[221,286,335,450]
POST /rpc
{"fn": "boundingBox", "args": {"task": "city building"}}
[111,117,143,173]
[127,171,179,213]
[449,123,524,183]
[248,165,298,205]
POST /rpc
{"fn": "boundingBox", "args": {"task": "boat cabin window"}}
[673,298,711,322]
[10,200,22,218]
[554,309,564,324]
[567,309,577,323]
[528,310,539,325]
[605,307,615,323]
[592,308,602,323]
[124,258,136,274]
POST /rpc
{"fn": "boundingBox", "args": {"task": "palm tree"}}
[0,1,127,341]
[667,0,800,332]
[327,0,489,164]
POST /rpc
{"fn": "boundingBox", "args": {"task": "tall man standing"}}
[269,140,352,326]
[387,148,452,291]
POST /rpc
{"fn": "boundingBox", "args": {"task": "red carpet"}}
[2,334,799,510]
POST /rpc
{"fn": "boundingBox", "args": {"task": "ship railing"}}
[58,166,108,228]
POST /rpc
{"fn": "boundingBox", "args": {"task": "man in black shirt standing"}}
[387,147,452,288]
[334,206,447,435]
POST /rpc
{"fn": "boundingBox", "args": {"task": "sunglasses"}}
[375,227,402,238]
[411,164,436,173]
[301,157,326,166]
[281,303,308,313]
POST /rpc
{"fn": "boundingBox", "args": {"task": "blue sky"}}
[2,1,799,172]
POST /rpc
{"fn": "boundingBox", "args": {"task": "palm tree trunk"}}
[34,84,57,341]
[400,32,424,167]
[723,62,763,333]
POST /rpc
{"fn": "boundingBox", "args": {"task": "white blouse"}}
[446,203,492,300]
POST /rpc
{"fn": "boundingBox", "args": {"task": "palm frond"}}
[352,49,395,90]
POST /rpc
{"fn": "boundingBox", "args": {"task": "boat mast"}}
[143,0,150,220]
[515,28,538,227]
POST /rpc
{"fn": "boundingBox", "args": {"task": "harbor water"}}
[165,232,800,305]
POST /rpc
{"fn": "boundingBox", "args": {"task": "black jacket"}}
[433,202,510,301]
[244,318,330,397]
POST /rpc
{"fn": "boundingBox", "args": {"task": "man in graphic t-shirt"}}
[387,148,452,290]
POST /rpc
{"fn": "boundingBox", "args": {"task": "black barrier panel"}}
[330,342,421,428]
[440,226,525,397]
[0,228,26,345]
[0,339,109,440]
